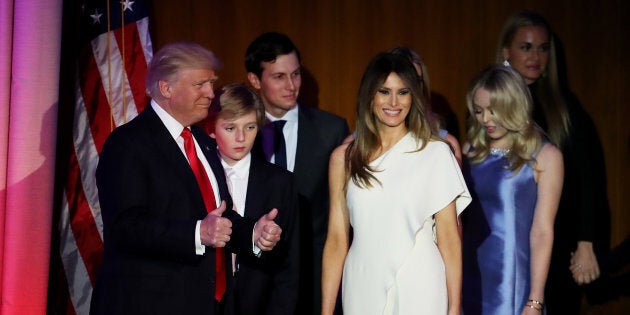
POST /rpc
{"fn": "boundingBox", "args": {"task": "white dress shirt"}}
[221,153,252,273]
[221,153,251,217]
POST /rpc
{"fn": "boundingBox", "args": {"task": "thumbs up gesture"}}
[201,201,233,247]
[254,208,283,251]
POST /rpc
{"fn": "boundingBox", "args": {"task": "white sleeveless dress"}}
[342,133,471,314]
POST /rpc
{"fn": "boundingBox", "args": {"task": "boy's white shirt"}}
[220,153,261,270]
[221,153,252,217]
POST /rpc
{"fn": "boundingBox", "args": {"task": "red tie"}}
[181,128,226,301]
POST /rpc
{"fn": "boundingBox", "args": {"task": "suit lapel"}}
[139,107,207,217]
[192,125,234,210]
[294,106,317,178]
[244,157,267,218]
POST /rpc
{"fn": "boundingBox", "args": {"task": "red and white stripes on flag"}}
[59,1,152,313]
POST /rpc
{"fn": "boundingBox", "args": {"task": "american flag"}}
[58,0,152,313]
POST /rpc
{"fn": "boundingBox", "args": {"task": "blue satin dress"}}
[462,149,538,315]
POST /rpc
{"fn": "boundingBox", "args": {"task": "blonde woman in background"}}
[497,11,611,313]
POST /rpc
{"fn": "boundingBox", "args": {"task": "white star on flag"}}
[121,0,135,12]
[90,9,102,24]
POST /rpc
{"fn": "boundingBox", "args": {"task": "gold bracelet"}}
[526,303,542,311]
[526,300,543,311]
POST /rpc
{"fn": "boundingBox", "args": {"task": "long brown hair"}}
[348,52,440,188]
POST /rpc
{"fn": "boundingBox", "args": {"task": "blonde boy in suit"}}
[205,83,300,315]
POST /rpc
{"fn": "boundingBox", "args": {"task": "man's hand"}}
[200,201,232,248]
[254,208,282,251]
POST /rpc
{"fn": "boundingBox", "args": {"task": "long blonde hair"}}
[496,11,570,148]
[466,65,542,173]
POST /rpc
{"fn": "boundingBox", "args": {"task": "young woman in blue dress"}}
[461,65,563,314]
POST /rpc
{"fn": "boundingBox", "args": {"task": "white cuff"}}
[252,224,261,257]
[195,220,205,255]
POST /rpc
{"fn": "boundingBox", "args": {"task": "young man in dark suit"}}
[205,83,300,314]
[91,42,282,315]
[245,32,350,314]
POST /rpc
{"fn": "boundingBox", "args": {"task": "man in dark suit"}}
[245,32,350,314]
[90,42,282,315]
[205,83,300,314]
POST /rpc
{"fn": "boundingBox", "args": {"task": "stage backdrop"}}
[148,1,629,314]
[43,1,629,314]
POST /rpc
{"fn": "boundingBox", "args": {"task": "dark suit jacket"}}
[254,104,349,314]
[225,157,300,315]
[90,105,256,315]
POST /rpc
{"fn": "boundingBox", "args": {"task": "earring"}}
[502,59,511,67]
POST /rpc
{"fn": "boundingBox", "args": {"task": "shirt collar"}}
[151,100,185,139]
[220,152,251,180]
[265,103,299,124]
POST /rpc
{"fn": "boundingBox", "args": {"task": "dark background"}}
[147,1,629,313]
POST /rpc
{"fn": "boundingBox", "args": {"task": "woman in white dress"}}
[321,52,471,315]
